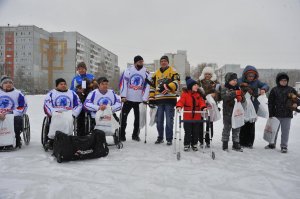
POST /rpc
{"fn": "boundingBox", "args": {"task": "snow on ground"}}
[0,95,300,199]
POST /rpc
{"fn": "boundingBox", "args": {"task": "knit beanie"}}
[134,55,143,63]
[186,76,198,90]
[55,78,66,87]
[0,75,13,87]
[160,55,169,63]
[225,72,238,83]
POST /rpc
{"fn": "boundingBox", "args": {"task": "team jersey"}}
[44,89,82,117]
[0,88,27,116]
[84,89,121,118]
[120,65,150,102]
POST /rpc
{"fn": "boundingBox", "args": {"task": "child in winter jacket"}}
[266,72,300,153]
[238,65,269,148]
[221,73,245,152]
[176,77,207,151]
[198,66,222,148]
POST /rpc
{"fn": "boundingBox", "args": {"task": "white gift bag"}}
[48,110,73,139]
[242,93,257,123]
[149,106,158,126]
[0,114,16,147]
[257,94,269,118]
[139,103,147,129]
[94,106,120,136]
[206,94,221,122]
[231,99,245,129]
[263,117,280,144]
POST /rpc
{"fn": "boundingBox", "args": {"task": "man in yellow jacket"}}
[149,56,180,145]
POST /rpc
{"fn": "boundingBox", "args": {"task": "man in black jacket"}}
[266,72,300,153]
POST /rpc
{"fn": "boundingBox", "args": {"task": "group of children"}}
[176,66,299,153]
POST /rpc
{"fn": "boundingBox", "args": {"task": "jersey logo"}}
[55,95,72,107]
[129,74,144,90]
[97,97,112,106]
[0,96,15,112]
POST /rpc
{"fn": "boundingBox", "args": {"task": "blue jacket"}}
[70,73,95,92]
[238,65,269,112]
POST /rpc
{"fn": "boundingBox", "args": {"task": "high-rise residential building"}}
[0,25,119,93]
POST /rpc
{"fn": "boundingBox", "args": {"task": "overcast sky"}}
[1,0,300,70]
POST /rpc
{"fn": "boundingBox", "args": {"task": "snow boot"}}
[265,144,275,149]
[166,140,172,146]
[232,142,243,152]
[155,138,164,144]
[222,141,228,151]
[132,135,141,142]
[184,145,190,152]
[192,145,198,151]
[281,147,288,153]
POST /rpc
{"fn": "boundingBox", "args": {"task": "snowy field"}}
[0,95,300,199]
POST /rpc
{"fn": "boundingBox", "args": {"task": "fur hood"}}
[199,67,217,81]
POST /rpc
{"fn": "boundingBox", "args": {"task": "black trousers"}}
[14,116,23,142]
[76,111,87,136]
[239,122,255,147]
[120,101,140,138]
[199,122,214,144]
[184,123,201,146]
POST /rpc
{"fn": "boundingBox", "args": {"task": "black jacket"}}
[268,73,299,118]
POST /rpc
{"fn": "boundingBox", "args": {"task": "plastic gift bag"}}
[232,99,245,129]
[242,93,257,123]
[0,114,16,147]
[139,103,147,129]
[94,105,119,136]
[257,94,269,118]
[149,106,157,126]
[206,94,221,122]
[48,110,74,139]
[263,117,280,144]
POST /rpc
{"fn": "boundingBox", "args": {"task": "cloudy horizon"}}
[1,0,300,71]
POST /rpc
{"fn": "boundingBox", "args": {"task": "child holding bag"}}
[176,77,207,151]
[221,73,245,152]
[266,72,300,153]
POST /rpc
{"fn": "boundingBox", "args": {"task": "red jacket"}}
[176,90,206,120]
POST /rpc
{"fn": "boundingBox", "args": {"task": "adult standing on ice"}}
[0,76,27,148]
[238,65,269,148]
[70,62,95,136]
[119,55,151,142]
[149,55,180,145]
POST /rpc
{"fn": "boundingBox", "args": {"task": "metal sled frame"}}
[174,110,215,160]
[41,115,77,151]
[88,112,123,149]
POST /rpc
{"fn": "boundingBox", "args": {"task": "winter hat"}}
[97,76,109,84]
[186,76,198,90]
[276,72,289,86]
[199,66,217,81]
[55,78,66,87]
[77,62,87,70]
[225,72,238,83]
[0,75,13,87]
[134,55,143,63]
[160,55,169,63]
